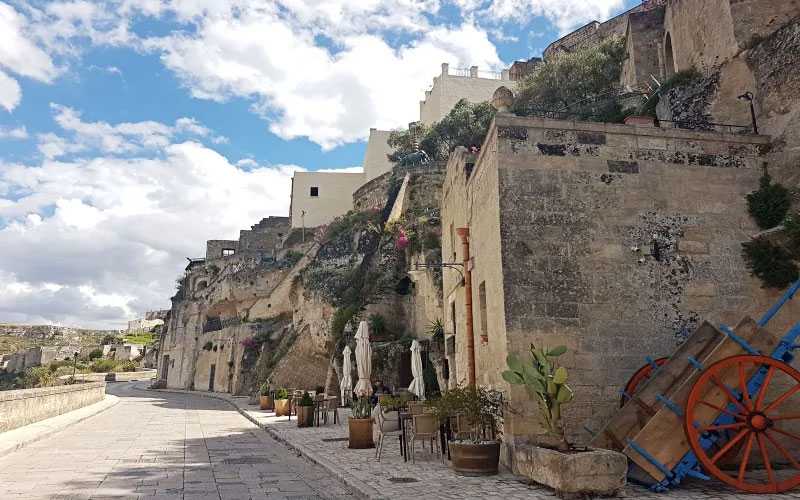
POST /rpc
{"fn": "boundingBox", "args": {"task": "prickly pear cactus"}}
[502,344,573,447]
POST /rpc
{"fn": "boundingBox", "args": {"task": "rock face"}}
[514,445,627,497]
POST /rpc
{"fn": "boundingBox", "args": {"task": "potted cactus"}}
[348,396,374,449]
[259,382,273,410]
[274,388,291,417]
[502,345,627,496]
[502,344,573,450]
[296,391,315,427]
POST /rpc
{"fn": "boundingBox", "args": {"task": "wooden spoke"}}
[757,433,775,485]
[711,428,749,464]
[710,373,749,414]
[764,385,800,414]
[770,427,800,443]
[764,430,800,471]
[738,361,753,411]
[771,414,800,421]
[754,366,775,411]
[697,400,745,420]
[701,422,746,433]
[737,431,755,483]
[685,355,800,493]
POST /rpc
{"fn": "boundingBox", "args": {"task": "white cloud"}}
[37,104,225,159]
[0,2,59,111]
[144,4,503,149]
[1,126,299,327]
[0,124,27,139]
[483,0,626,34]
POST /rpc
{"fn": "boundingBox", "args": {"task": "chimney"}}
[441,63,449,76]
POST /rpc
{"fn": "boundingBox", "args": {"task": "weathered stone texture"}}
[441,114,799,474]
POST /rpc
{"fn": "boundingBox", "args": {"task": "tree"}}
[512,36,628,121]
[388,99,496,164]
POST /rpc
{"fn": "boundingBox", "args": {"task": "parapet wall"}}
[0,382,106,433]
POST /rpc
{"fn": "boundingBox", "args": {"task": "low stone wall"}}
[59,369,156,383]
[0,382,106,433]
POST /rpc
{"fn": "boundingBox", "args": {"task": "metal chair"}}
[322,396,339,425]
[409,414,440,463]
[375,406,402,462]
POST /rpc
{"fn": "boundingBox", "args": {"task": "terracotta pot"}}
[449,441,500,475]
[296,405,315,427]
[274,398,291,417]
[259,395,273,410]
[348,417,374,449]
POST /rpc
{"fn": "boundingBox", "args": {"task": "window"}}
[450,223,456,261]
[310,186,319,197]
[478,281,488,342]
[222,248,235,257]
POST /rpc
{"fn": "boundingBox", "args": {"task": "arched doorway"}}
[664,32,675,78]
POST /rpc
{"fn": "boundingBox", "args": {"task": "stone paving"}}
[0,382,353,500]
[205,391,800,500]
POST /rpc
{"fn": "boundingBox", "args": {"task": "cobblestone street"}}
[0,383,353,500]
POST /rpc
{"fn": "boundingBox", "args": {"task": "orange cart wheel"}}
[620,357,668,407]
[684,355,800,493]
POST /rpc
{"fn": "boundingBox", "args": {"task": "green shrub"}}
[88,349,103,360]
[742,238,799,288]
[202,341,213,351]
[18,366,56,388]
[368,313,387,337]
[298,391,314,406]
[116,360,137,372]
[275,388,289,400]
[784,212,800,256]
[639,68,702,118]
[90,359,117,373]
[747,174,791,229]
[513,36,628,121]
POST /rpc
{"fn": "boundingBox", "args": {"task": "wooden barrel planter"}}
[274,398,291,417]
[348,417,374,449]
[296,405,314,427]
[449,441,500,475]
[259,395,273,410]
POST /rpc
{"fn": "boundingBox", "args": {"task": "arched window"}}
[664,33,675,78]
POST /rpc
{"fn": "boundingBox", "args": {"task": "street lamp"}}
[738,91,758,134]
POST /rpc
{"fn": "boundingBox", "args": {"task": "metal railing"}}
[448,67,503,80]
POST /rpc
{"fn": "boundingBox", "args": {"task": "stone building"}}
[440,112,799,470]
[3,346,60,373]
[289,172,365,229]
[419,63,514,125]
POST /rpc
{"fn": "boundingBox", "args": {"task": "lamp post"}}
[72,351,79,380]
[301,210,306,243]
[738,91,758,134]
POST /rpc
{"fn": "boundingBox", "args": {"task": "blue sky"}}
[0,0,637,327]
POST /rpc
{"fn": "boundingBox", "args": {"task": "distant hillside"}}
[0,324,120,357]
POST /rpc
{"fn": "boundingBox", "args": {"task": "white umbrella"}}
[354,321,373,397]
[408,340,425,399]
[340,345,353,405]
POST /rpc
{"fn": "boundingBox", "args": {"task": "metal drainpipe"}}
[456,227,476,387]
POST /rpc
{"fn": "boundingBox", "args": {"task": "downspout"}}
[456,227,476,387]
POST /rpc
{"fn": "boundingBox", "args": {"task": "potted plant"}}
[296,391,315,427]
[274,388,291,417]
[348,396,374,449]
[502,344,627,496]
[259,382,273,410]
[428,386,503,475]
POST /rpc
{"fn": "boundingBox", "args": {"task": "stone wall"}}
[206,240,238,260]
[363,129,394,182]
[353,171,391,211]
[621,7,665,90]
[441,114,799,470]
[0,382,105,433]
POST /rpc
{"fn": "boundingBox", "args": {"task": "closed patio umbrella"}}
[408,340,425,399]
[354,321,373,397]
[341,345,353,405]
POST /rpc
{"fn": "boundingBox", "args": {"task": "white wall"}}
[419,63,512,125]
[290,172,365,228]
[363,129,394,182]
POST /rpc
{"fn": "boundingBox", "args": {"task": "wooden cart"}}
[590,280,800,493]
